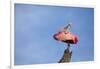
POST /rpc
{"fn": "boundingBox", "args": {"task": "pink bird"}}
[53,23,78,44]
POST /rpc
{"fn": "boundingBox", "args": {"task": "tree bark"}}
[58,44,72,63]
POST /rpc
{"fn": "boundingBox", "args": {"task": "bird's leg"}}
[65,43,70,53]
[68,43,70,49]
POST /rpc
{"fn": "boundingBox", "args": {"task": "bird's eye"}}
[64,31,68,34]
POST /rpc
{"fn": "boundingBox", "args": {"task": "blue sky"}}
[14,4,94,65]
